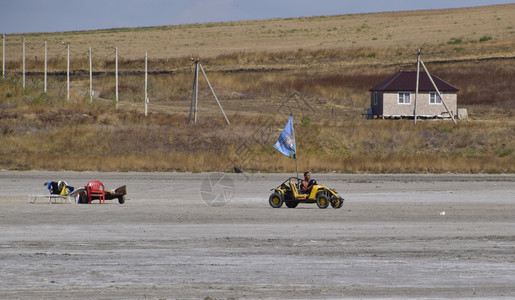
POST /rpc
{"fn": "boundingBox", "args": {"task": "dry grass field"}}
[0,4,514,173]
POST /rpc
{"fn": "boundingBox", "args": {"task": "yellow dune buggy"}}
[269,177,344,209]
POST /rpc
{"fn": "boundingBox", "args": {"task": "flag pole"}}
[295,154,299,179]
[292,113,298,178]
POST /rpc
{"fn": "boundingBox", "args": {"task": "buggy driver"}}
[300,171,317,194]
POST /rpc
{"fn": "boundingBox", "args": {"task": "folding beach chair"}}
[28,181,75,204]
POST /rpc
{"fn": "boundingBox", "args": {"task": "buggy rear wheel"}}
[269,193,284,208]
[316,194,329,209]
[285,201,299,208]
[118,196,125,204]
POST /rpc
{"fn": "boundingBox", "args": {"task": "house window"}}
[398,92,411,104]
[373,93,378,106]
[429,92,442,104]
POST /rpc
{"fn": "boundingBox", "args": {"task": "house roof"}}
[369,70,459,92]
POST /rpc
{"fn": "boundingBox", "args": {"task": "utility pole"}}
[44,41,47,93]
[2,34,5,79]
[145,52,148,116]
[22,37,25,89]
[189,58,199,123]
[189,58,230,125]
[115,47,118,109]
[199,63,230,125]
[194,59,199,123]
[89,47,93,103]
[420,60,457,125]
[66,43,70,101]
[414,49,421,124]
[412,50,456,125]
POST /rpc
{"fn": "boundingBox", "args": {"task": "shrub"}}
[479,35,492,42]
[301,115,311,126]
[448,37,462,44]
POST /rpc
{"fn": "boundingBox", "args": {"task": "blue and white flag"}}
[274,114,296,159]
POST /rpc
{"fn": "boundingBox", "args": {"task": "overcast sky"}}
[1,0,513,34]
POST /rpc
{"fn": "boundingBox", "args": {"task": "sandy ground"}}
[0,171,514,299]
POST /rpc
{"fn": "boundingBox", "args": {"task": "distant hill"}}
[4,4,514,62]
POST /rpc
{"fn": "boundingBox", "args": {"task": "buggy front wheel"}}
[331,197,343,209]
[316,194,329,209]
[269,193,284,208]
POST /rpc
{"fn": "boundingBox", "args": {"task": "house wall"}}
[381,92,457,117]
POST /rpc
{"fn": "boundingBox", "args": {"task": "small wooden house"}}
[369,70,459,119]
